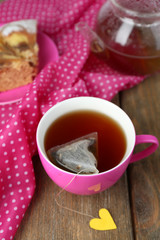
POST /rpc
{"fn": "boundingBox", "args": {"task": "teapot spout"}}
[75,22,105,53]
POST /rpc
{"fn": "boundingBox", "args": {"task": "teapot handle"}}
[75,22,106,53]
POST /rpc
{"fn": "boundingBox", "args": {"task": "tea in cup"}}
[36,97,159,195]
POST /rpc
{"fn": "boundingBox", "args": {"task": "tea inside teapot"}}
[77,0,160,75]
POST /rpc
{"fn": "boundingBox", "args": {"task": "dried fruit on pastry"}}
[0,19,39,92]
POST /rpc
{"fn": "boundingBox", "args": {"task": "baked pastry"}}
[0,19,39,92]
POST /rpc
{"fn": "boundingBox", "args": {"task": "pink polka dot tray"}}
[0,31,59,105]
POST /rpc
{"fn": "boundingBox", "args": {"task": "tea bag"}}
[47,132,99,174]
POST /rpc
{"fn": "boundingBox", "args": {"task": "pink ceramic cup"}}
[36,97,159,195]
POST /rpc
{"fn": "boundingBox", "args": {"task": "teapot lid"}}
[111,0,160,15]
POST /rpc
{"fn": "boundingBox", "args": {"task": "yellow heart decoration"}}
[89,208,117,231]
[88,183,101,192]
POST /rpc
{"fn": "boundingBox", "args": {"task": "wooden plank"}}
[121,74,160,240]
[14,156,133,240]
[14,95,134,240]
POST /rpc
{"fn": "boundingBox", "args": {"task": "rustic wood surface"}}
[13,74,160,240]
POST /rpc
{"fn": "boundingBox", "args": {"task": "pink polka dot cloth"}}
[0,0,144,239]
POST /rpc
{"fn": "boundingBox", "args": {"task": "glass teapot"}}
[76,0,160,75]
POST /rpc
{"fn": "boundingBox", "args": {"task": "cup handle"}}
[130,135,159,163]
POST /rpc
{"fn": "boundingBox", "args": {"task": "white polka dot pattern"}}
[0,0,144,239]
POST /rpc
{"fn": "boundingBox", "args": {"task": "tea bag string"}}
[55,170,94,219]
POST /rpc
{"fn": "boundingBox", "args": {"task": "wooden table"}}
[13,74,160,240]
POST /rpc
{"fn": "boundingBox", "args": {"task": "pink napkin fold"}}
[0,0,144,239]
